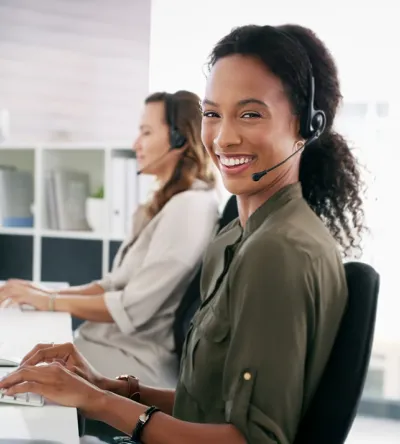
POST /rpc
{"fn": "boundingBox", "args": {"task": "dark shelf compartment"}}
[0,234,34,280]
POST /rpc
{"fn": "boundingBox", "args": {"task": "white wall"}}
[0,0,151,144]
[149,0,398,102]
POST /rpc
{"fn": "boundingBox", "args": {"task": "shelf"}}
[41,229,104,240]
[109,234,125,242]
[0,227,35,236]
[0,142,155,282]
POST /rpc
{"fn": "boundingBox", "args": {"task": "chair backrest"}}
[173,195,238,360]
[294,261,380,444]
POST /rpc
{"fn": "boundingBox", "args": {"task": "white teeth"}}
[220,156,252,167]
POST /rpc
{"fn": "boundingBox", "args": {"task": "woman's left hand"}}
[0,362,104,416]
[0,281,51,310]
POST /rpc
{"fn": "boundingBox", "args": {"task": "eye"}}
[202,111,220,118]
[241,112,261,119]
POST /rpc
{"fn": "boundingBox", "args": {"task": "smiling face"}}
[201,54,301,197]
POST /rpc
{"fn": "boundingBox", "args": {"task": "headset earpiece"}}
[300,74,326,141]
[166,94,187,149]
[169,128,187,149]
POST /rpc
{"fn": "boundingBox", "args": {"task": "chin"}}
[221,175,257,197]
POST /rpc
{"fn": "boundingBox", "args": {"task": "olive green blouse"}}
[173,183,348,444]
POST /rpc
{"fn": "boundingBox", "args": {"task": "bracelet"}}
[131,405,160,443]
[48,293,57,312]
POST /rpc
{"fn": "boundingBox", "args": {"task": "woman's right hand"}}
[20,342,104,387]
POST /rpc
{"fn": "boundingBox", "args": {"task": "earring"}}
[295,140,305,151]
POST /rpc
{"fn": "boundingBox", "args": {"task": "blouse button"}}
[243,371,252,381]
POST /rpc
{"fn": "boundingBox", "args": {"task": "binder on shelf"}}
[110,157,127,237]
[44,169,90,231]
[0,168,34,228]
[125,157,138,233]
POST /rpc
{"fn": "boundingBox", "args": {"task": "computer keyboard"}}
[0,371,44,407]
[0,389,44,406]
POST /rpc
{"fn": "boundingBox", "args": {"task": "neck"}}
[156,158,180,187]
[237,170,299,227]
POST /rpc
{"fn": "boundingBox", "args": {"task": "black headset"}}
[275,27,326,143]
[300,73,326,142]
[165,93,187,149]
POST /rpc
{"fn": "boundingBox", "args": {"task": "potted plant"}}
[86,186,106,233]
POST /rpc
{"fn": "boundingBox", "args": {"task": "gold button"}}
[243,372,252,381]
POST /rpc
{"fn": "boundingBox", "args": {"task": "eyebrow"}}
[139,124,151,130]
[202,98,269,109]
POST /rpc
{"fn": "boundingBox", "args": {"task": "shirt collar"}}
[243,182,303,237]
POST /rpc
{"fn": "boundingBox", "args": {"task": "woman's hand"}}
[21,342,104,387]
[0,362,104,416]
[0,280,51,310]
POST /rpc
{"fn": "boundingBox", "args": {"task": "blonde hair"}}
[144,90,215,218]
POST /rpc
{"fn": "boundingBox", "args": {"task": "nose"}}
[132,136,141,153]
[213,118,241,150]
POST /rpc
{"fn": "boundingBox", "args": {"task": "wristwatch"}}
[131,405,160,442]
[115,374,140,402]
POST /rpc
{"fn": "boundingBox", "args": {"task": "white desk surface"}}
[0,310,80,444]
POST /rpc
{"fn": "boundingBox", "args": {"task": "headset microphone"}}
[137,149,172,175]
[252,141,305,182]
[137,93,187,176]
[252,72,326,182]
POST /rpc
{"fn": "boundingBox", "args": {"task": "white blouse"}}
[76,180,220,386]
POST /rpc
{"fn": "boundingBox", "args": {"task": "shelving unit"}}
[0,143,155,285]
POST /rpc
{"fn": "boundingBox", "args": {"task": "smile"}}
[216,154,256,175]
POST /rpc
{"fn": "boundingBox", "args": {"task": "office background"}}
[0,0,398,441]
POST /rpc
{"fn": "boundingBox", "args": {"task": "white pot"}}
[86,197,106,233]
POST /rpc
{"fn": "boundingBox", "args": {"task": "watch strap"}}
[115,375,140,402]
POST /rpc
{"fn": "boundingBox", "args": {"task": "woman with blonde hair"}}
[0,90,219,388]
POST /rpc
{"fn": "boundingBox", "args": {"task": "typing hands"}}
[21,342,103,386]
[0,361,103,415]
[0,279,51,310]
[0,342,107,416]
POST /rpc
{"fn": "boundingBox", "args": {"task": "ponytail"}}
[300,131,366,257]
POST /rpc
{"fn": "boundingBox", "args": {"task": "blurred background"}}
[0,1,399,441]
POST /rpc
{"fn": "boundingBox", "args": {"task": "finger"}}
[20,343,53,365]
[5,381,44,397]
[0,367,40,389]
[0,365,55,389]
[0,293,12,304]
[1,298,21,309]
[0,292,20,304]
[7,279,30,286]
[21,343,65,366]
[0,298,13,308]
[66,365,85,379]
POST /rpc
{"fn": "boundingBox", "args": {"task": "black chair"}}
[173,195,238,360]
[294,261,380,444]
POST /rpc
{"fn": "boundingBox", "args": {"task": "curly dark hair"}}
[207,24,366,257]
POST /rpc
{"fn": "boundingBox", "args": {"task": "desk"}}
[0,310,80,444]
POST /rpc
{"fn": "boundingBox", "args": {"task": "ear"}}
[172,143,188,154]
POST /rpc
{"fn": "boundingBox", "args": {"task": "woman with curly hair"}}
[1,24,366,444]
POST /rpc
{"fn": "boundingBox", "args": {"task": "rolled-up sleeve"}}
[223,237,316,444]
[104,191,218,335]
